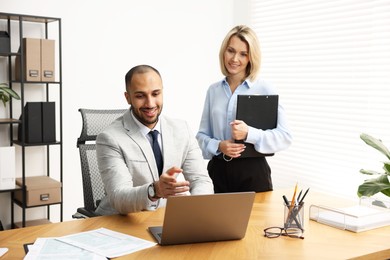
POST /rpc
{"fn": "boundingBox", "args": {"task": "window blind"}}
[248,0,390,199]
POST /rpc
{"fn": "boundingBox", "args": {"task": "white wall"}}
[0,0,252,229]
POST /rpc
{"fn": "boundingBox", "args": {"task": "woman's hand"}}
[230,120,248,141]
[218,139,245,158]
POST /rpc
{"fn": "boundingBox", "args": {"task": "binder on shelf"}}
[42,102,56,142]
[0,31,10,53]
[0,146,16,190]
[309,197,390,232]
[18,102,56,143]
[19,102,42,143]
[41,39,55,82]
[15,38,41,81]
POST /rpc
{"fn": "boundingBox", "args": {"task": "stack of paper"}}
[309,197,390,232]
[24,228,156,259]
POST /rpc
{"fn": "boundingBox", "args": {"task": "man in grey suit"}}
[96,65,214,215]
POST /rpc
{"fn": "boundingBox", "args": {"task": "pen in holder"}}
[284,202,304,231]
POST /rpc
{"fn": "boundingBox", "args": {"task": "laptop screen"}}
[149,192,255,245]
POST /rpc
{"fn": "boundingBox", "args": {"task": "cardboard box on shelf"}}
[15,38,41,81]
[41,39,55,81]
[14,176,61,207]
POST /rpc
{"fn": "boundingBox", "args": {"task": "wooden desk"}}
[0,190,389,259]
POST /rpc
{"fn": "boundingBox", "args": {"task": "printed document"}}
[24,237,105,259]
[56,228,156,258]
[24,228,156,259]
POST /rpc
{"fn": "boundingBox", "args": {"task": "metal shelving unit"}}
[0,12,63,228]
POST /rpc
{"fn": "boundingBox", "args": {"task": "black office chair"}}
[72,108,127,219]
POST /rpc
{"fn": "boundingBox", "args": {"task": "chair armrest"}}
[72,207,100,219]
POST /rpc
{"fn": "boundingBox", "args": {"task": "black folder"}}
[18,102,56,144]
[19,102,42,143]
[42,102,56,143]
[235,95,278,157]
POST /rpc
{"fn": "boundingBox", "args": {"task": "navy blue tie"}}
[149,130,163,176]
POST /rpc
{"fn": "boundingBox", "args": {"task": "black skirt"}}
[208,155,272,193]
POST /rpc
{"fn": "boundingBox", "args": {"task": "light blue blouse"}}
[196,78,293,160]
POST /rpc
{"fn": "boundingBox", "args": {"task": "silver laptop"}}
[148,192,255,245]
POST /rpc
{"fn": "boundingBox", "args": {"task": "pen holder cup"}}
[284,202,304,231]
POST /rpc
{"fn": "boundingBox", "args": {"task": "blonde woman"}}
[196,25,292,193]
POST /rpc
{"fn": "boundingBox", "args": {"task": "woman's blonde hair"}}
[219,25,261,81]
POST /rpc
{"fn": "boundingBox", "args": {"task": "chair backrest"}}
[77,108,128,146]
[77,108,127,212]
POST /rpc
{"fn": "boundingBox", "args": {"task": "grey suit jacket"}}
[95,109,214,215]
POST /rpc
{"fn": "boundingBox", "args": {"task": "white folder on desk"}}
[309,198,390,232]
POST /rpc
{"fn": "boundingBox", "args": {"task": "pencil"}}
[287,183,298,220]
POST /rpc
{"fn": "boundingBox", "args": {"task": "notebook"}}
[235,95,278,157]
[148,192,255,245]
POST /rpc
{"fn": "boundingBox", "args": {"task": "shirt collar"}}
[130,109,162,137]
[223,77,253,89]
[245,78,255,88]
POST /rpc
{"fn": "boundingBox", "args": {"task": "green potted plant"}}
[357,133,390,198]
[0,82,20,107]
